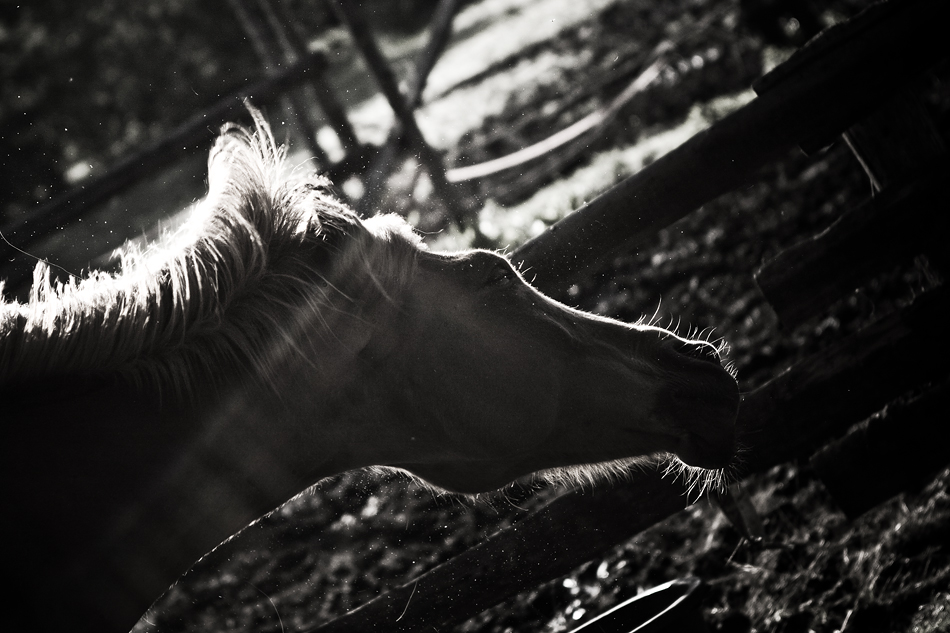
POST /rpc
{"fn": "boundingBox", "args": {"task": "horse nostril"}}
[676,340,721,365]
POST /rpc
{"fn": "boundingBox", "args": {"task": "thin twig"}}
[396,579,420,622]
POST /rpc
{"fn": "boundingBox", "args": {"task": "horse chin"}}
[675,431,737,470]
[665,378,740,470]
[659,354,740,470]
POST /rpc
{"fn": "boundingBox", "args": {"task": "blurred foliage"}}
[0,0,442,225]
[1,0,254,223]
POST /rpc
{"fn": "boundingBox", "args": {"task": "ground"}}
[114,0,949,630]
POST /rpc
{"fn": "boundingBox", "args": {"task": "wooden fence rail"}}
[0,50,336,293]
[308,0,949,630]
[811,380,949,520]
[756,161,948,330]
[264,0,361,152]
[511,0,948,296]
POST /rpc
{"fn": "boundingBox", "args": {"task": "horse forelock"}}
[0,114,422,401]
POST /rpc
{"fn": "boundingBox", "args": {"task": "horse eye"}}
[486,263,517,287]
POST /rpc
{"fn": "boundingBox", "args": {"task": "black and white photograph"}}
[2,1,948,631]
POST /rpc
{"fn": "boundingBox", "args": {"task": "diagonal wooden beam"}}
[358,0,461,216]
[330,0,474,228]
[512,0,948,296]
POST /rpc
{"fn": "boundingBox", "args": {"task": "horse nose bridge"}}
[543,308,632,357]
[563,310,657,358]
[673,338,723,365]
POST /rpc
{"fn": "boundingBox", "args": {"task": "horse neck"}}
[0,231,254,395]
[3,361,355,629]
[0,220,411,503]
[1,223,415,629]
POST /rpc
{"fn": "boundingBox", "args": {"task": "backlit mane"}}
[0,111,422,398]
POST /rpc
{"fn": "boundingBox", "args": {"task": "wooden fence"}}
[0,0,468,294]
[0,0,685,293]
[0,52,325,281]
[0,52,374,295]
[301,0,949,630]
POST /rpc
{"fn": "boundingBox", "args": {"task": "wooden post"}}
[268,0,362,153]
[840,83,949,275]
[843,88,947,193]
[330,0,474,228]
[358,0,461,216]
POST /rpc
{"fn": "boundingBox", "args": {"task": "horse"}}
[0,113,739,632]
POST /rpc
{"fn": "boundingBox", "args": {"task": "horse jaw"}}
[363,248,739,493]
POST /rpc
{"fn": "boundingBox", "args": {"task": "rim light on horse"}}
[1,114,738,632]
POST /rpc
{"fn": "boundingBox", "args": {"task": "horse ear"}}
[204,107,286,205]
[205,124,260,208]
[363,213,425,249]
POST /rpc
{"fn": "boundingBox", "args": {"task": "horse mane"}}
[0,110,422,399]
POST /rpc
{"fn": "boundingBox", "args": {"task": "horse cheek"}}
[435,345,562,458]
